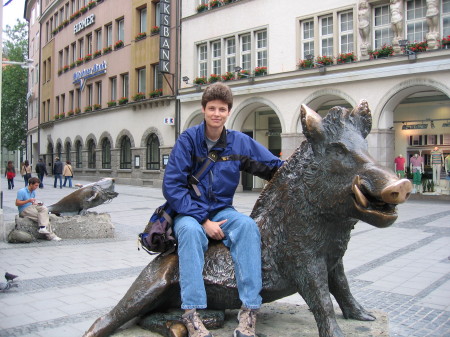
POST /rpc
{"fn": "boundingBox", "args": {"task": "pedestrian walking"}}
[5,161,16,190]
[63,160,74,188]
[35,158,48,188]
[22,160,32,186]
[53,157,63,189]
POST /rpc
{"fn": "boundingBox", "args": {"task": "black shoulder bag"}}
[138,150,219,256]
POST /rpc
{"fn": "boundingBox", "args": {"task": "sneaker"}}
[182,309,213,337]
[51,236,62,241]
[234,308,258,337]
[38,227,51,234]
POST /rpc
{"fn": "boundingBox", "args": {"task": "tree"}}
[1,20,29,151]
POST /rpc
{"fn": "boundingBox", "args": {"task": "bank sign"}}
[73,61,107,91]
[159,0,170,73]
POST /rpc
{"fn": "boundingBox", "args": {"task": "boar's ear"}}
[350,99,372,139]
[301,104,325,142]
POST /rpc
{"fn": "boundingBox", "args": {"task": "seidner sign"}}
[74,14,95,34]
[159,0,170,73]
[73,61,107,91]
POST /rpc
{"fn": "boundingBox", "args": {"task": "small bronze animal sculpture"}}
[47,178,118,215]
[83,101,412,337]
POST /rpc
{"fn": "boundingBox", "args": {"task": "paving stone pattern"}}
[0,177,449,337]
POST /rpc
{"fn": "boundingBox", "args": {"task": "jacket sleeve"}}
[162,133,209,224]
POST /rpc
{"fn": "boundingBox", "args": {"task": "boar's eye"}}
[327,143,347,158]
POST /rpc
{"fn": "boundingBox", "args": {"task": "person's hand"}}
[202,219,227,240]
[30,198,36,204]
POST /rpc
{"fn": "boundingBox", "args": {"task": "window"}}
[65,46,69,65]
[256,30,267,67]
[320,15,333,56]
[61,94,65,114]
[138,68,146,93]
[65,142,71,162]
[302,20,314,58]
[58,50,63,69]
[339,11,353,53]
[102,138,111,169]
[211,41,221,75]
[75,141,82,168]
[117,18,125,42]
[71,42,76,63]
[406,0,428,42]
[110,77,117,101]
[154,2,161,27]
[47,58,52,81]
[56,96,60,115]
[140,7,147,33]
[96,29,102,51]
[153,64,163,90]
[88,139,96,168]
[122,73,129,98]
[87,84,93,106]
[198,43,207,78]
[146,134,160,170]
[225,37,236,72]
[240,34,251,71]
[120,136,132,169]
[373,4,393,49]
[56,143,62,159]
[43,61,47,82]
[69,90,74,110]
[76,88,81,109]
[87,34,93,55]
[96,81,102,105]
[78,38,84,59]
[106,24,113,47]
[443,0,450,36]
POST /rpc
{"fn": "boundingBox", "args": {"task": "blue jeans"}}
[54,174,62,188]
[174,207,262,310]
[63,176,72,187]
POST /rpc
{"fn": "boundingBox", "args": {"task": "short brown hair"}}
[29,177,41,185]
[201,83,233,110]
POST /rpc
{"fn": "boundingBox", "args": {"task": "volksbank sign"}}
[74,14,95,34]
[73,61,107,91]
[159,0,170,73]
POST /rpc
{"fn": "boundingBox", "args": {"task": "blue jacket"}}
[163,121,283,223]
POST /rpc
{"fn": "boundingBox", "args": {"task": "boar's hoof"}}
[352,175,408,228]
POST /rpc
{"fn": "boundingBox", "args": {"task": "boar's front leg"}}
[83,254,179,337]
[296,260,344,337]
[328,259,375,321]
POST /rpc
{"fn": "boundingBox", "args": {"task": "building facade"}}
[179,0,450,190]
[24,0,450,190]
[24,0,179,187]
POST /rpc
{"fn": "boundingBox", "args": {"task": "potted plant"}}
[84,105,93,112]
[70,62,76,69]
[368,44,394,58]
[135,32,147,41]
[93,103,102,110]
[151,26,160,34]
[107,100,117,107]
[237,69,250,79]
[59,112,65,119]
[58,69,63,76]
[406,41,428,53]
[103,45,112,54]
[254,66,267,76]
[133,92,146,101]
[337,52,356,64]
[197,4,208,12]
[119,97,128,105]
[87,1,96,9]
[63,19,69,27]
[209,0,220,8]
[75,108,81,114]
[80,6,88,14]
[298,59,314,69]
[84,54,92,62]
[149,89,163,98]
[114,40,124,49]
[93,49,102,58]
[54,113,60,120]
[67,110,74,117]
[316,55,334,66]
[221,72,235,81]
[75,57,84,66]
[441,35,450,48]
[193,76,207,85]
[208,74,221,83]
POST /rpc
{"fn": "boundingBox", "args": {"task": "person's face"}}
[202,99,230,131]
[29,182,39,191]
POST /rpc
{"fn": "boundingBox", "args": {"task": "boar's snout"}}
[380,179,412,204]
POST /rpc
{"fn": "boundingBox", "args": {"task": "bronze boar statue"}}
[83,101,412,337]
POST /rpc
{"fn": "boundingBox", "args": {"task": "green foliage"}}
[2,20,29,151]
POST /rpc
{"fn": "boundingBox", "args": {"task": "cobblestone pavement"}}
[0,177,449,337]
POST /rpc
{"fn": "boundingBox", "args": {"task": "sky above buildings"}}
[2,0,26,31]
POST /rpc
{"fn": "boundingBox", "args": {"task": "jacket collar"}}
[201,120,227,151]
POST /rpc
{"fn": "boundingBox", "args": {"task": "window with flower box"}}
[240,33,251,71]
[78,38,84,59]
[153,64,163,90]
[320,15,333,56]
[256,30,267,67]
[117,18,125,42]
[198,43,208,78]
[406,0,428,42]
[443,0,450,36]
[339,11,354,53]
[140,7,147,34]
[211,41,222,75]
[87,84,93,106]
[87,34,93,55]
[110,77,117,101]
[76,88,81,110]
[96,81,102,106]
[226,37,236,73]
[122,73,129,98]
[373,4,393,49]
[106,23,113,47]
[138,68,146,93]
[96,29,102,52]
[154,1,161,27]
[301,20,314,59]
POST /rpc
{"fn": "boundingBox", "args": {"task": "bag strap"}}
[188,150,219,197]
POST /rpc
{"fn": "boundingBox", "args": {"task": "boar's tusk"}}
[352,175,369,208]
